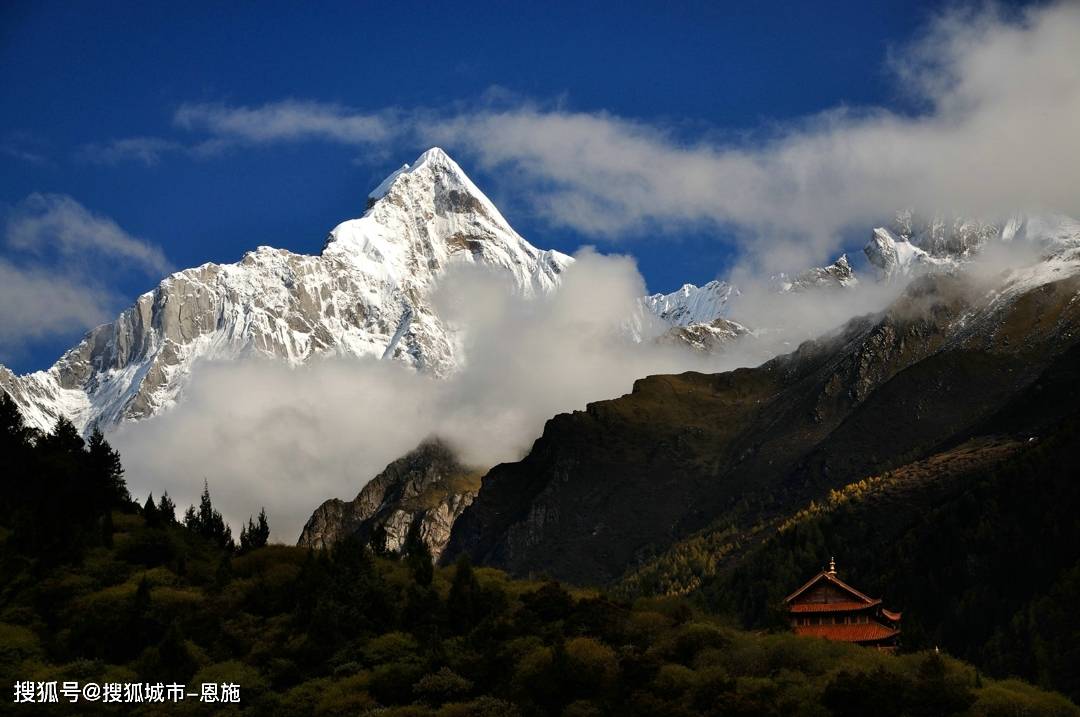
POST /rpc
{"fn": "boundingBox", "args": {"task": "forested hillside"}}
[2,394,1077,715]
[696,414,1080,704]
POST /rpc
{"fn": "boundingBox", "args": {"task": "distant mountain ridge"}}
[442,237,1080,585]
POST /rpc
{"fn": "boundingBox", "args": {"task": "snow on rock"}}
[866,211,1080,282]
[774,254,859,293]
[657,318,751,354]
[864,227,948,280]
[642,280,738,327]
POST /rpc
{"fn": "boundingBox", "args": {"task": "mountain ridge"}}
[441,258,1080,584]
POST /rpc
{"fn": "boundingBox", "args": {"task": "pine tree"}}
[0,392,27,444]
[239,508,270,554]
[143,494,160,528]
[87,428,130,507]
[41,416,84,454]
[370,523,393,557]
[255,507,270,545]
[0,393,30,521]
[404,521,434,587]
[158,491,177,523]
[184,481,235,551]
[447,554,481,632]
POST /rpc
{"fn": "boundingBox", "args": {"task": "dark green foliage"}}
[2,412,135,565]
[369,522,393,557]
[0,399,1074,716]
[447,555,482,633]
[824,667,906,717]
[822,654,974,717]
[239,507,271,554]
[142,492,160,527]
[157,490,177,523]
[184,480,235,551]
[404,520,434,587]
[702,416,1080,703]
[87,427,130,506]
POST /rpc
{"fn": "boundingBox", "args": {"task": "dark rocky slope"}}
[443,273,1080,584]
[298,437,484,561]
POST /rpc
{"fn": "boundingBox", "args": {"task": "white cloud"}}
[78,137,185,166]
[0,195,170,358]
[174,100,395,146]
[423,1,1080,260]
[111,251,736,542]
[0,261,114,346]
[7,193,170,275]
[110,244,923,543]
[1,132,50,165]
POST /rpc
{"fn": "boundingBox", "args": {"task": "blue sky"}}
[3,0,1070,373]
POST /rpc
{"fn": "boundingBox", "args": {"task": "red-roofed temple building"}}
[785,559,901,650]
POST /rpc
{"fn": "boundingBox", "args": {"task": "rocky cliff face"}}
[773,255,858,293]
[443,242,1080,583]
[297,437,484,561]
[657,318,751,354]
[0,148,573,433]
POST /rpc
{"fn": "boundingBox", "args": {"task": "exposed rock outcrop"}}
[298,437,484,561]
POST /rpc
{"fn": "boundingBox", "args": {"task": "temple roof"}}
[790,600,881,613]
[784,565,877,605]
[795,622,900,643]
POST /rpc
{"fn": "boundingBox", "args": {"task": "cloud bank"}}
[111,251,739,542]
[109,245,923,542]
[0,194,170,356]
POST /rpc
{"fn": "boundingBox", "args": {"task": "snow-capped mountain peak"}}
[0,148,571,433]
[643,280,738,327]
[865,210,1080,281]
[325,147,568,296]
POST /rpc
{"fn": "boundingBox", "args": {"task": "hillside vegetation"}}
[2,394,1077,716]
[693,416,1080,704]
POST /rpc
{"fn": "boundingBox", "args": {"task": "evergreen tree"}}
[239,508,271,554]
[0,392,28,445]
[143,494,160,528]
[447,555,481,632]
[404,521,434,587]
[183,480,235,551]
[0,393,30,521]
[40,416,84,454]
[87,428,130,506]
[158,491,177,523]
